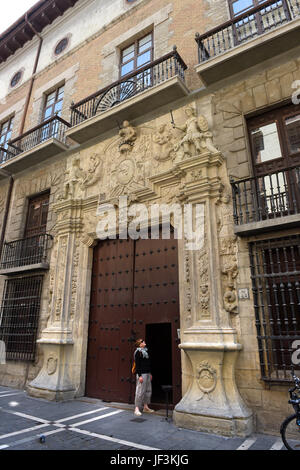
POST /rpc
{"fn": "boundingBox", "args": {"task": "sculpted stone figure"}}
[222,262,238,314]
[60,157,85,200]
[174,107,219,161]
[119,120,137,153]
[153,124,174,161]
[80,154,103,188]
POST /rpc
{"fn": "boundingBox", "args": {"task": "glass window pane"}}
[45,91,55,106]
[121,60,134,77]
[250,122,282,163]
[232,0,255,15]
[138,34,152,53]
[54,101,63,115]
[122,44,135,62]
[285,114,300,155]
[44,107,52,120]
[58,86,64,99]
[137,50,151,68]
[1,121,8,133]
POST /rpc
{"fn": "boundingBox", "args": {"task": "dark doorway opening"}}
[146,323,173,405]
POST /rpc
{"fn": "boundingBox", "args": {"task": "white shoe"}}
[134,410,142,416]
[143,408,154,413]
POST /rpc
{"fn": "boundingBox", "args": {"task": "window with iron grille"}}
[249,235,300,382]
[0,276,43,361]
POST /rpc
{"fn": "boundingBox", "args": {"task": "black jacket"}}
[134,349,151,377]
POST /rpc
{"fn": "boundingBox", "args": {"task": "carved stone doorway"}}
[85,233,181,406]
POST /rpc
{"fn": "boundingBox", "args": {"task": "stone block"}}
[266,79,281,104]
[253,84,268,108]
[267,61,297,80]
[233,126,245,140]
[280,73,296,100]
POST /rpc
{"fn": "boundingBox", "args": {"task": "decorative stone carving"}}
[59,154,103,200]
[196,239,210,320]
[60,157,85,200]
[174,107,219,162]
[216,186,239,315]
[153,124,175,161]
[106,125,154,198]
[47,355,58,376]
[80,153,103,188]
[70,240,80,319]
[222,261,238,315]
[118,120,137,153]
[196,362,217,397]
[53,235,68,320]
[183,241,192,326]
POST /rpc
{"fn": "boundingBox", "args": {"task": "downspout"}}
[0,15,43,260]
[0,171,13,257]
[19,13,43,134]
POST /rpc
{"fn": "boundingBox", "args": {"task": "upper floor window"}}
[229,0,277,17]
[0,117,13,148]
[247,103,300,216]
[10,70,23,88]
[120,33,153,78]
[25,192,50,238]
[228,0,291,43]
[43,85,64,121]
[54,37,69,56]
[248,103,300,176]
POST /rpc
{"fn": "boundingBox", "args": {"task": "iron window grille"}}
[0,276,43,361]
[249,235,300,383]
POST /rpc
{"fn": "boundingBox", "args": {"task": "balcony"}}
[0,234,52,275]
[195,0,300,85]
[0,116,71,179]
[67,48,189,144]
[230,166,300,236]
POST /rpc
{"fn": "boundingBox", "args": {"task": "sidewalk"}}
[0,385,286,452]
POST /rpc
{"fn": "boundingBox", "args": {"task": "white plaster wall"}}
[0,0,147,102]
[0,41,37,103]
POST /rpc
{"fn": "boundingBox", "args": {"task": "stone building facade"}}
[0,0,299,436]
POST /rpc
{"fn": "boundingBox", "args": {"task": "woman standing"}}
[134,339,154,416]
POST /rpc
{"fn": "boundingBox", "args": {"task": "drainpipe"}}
[19,14,43,134]
[0,172,14,259]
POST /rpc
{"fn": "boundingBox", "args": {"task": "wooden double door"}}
[85,234,181,406]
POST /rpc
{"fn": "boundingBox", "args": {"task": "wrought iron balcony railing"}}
[0,233,53,271]
[230,165,300,227]
[0,146,18,165]
[195,0,300,64]
[5,115,71,161]
[70,48,187,127]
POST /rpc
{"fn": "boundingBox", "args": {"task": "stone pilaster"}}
[172,150,253,437]
[27,199,83,401]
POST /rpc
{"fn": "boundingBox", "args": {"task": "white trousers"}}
[135,373,152,409]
